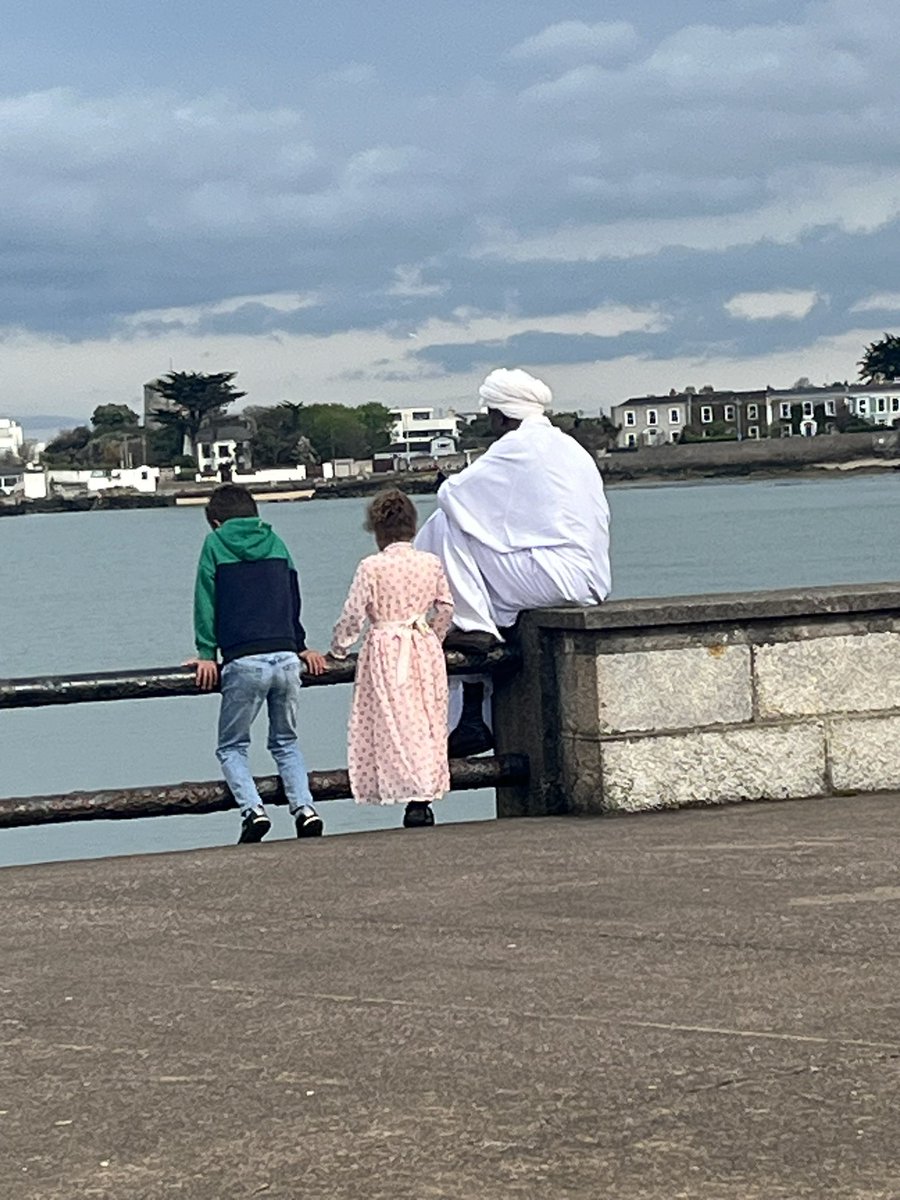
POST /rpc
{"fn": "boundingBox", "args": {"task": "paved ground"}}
[4,796,900,1199]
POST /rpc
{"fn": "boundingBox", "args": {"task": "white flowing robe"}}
[416,416,611,640]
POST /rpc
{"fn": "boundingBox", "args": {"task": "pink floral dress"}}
[331,542,454,805]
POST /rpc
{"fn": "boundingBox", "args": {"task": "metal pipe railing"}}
[0,645,517,710]
[0,647,526,827]
[0,755,529,828]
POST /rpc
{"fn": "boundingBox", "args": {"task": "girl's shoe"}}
[403,802,435,829]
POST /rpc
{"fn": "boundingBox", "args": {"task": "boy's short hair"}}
[365,488,417,542]
[206,484,258,526]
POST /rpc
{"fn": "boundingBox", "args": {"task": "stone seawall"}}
[495,584,900,816]
[599,430,898,481]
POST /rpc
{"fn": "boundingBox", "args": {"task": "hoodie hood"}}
[212,517,279,562]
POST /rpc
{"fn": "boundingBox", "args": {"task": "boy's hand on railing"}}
[183,658,219,691]
[299,649,327,676]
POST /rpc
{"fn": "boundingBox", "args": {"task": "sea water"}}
[2,474,898,867]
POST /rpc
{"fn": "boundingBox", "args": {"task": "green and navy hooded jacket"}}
[193,517,307,663]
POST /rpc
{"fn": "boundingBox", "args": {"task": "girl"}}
[330,489,454,827]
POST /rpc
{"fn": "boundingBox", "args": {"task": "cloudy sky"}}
[5,0,900,431]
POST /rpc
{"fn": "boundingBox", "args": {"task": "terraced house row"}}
[610,382,900,448]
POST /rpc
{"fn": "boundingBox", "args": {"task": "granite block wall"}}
[494,585,900,817]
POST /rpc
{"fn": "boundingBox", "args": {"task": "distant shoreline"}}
[0,470,442,517]
[2,457,898,517]
[598,457,900,489]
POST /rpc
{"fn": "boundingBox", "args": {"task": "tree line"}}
[41,368,620,469]
[42,372,398,469]
[37,333,900,469]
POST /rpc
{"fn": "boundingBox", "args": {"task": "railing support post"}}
[493,615,566,818]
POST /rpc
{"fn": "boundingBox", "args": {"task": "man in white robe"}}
[416,367,611,750]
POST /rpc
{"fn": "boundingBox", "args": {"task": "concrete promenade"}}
[4,795,900,1199]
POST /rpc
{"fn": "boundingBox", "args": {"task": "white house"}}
[844,385,900,427]
[194,417,254,477]
[0,466,22,495]
[387,407,460,458]
[0,467,49,499]
[0,417,24,458]
[610,396,690,447]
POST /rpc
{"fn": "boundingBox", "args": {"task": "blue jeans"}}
[216,651,314,817]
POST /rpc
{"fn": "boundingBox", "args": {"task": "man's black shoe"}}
[238,811,271,844]
[295,805,324,838]
[448,719,494,757]
[443,628,502,653]
[403,802,435,828]
[447,680,494,756]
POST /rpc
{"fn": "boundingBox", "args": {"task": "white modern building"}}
[387,407,460,458]
[0,417,25,458]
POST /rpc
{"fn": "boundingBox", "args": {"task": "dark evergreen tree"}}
[91,404,139,431]
[150,371,245,453]
[41,425,93,465]
[858,334,900,382]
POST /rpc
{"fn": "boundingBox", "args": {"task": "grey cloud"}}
[380,217,900,375]
[414,329,663,373]
[521,3,895,114]
[508,21,639,68]
[1,0,900,387]
[408,309,844,377]
[344,366,436,384]
[122,215,900,358]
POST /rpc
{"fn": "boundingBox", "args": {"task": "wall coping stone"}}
[529,583,900,632]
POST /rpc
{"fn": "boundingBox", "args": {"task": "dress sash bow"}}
[372,614,431,684]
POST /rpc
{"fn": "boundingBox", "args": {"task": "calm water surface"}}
[3,474,899,867]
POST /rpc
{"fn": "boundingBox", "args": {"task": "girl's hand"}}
[299,649,327,676]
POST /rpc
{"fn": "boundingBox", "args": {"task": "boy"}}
[185,484,327,844]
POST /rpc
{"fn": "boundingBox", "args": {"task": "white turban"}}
[478,367,552,421]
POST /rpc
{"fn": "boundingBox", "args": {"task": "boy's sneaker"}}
[238,810,271,844]
[295,805,324,838]
[403,802,435,829]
